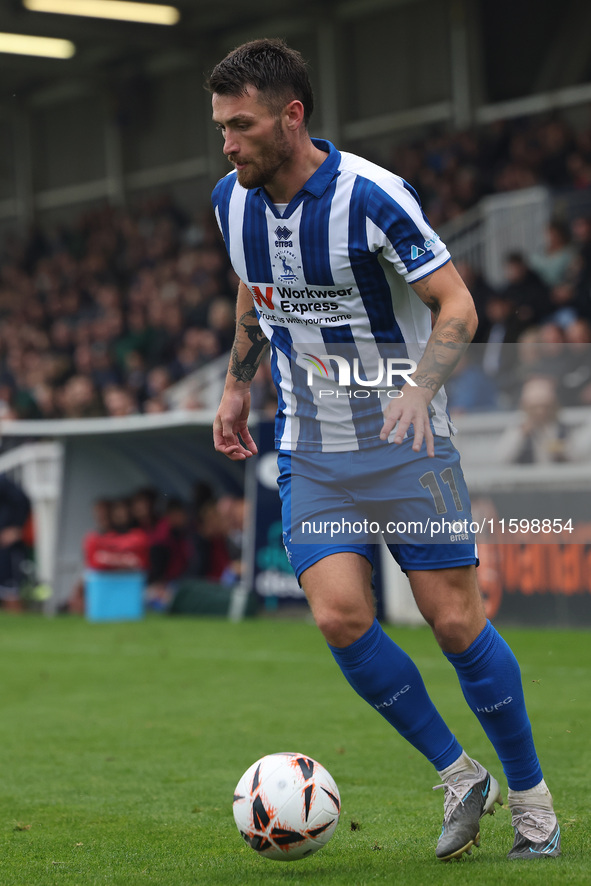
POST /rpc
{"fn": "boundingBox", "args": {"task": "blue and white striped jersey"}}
[212,138,454,452]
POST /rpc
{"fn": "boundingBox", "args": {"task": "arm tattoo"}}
[229,308,269,383]
[413,316,473,395]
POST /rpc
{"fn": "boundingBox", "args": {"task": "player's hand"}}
[379,385,435,457]
[213,388,258,461]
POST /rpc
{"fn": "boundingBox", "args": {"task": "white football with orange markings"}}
[232,752,341,861]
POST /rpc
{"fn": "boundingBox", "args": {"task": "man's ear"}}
[284,99,305,131]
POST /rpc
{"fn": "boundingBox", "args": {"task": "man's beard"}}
[231,121,292,190]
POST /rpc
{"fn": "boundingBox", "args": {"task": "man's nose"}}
[223,132,239,156]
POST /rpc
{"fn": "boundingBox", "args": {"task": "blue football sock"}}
[444,620,543,791]
[328,619,461,770]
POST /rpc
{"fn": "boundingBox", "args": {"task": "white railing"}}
[440,186,552,286]
[438,204,484,274]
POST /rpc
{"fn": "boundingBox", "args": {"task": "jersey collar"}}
[254,138,341,213]
[302,138,341,197]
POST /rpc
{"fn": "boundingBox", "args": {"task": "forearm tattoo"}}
[229,308,269,383]
[413,314,473,394]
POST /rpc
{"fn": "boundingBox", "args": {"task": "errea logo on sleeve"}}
[411,233,440,260]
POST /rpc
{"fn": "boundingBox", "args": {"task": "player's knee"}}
[430,609,484,654]
[314,605,373,648]
[431,614,469,650]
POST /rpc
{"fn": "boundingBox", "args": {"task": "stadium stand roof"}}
[0,0,321,101]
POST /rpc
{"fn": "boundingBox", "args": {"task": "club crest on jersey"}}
[274,250,301,284]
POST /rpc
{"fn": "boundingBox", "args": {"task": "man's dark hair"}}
[206,38,314,128]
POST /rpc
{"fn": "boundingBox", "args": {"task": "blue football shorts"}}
[277,436,478,582]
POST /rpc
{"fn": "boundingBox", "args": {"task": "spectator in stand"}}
[193,327,222,364]
[144,365,173,404]
[168,335,204,382]
[546,280,579,329]
[0,474,32,608]
[206,297,236,353]
[501,252,551,327]
[122,350,148,403]
[187,498,232,582]
[129,487,161,540]
[102,384,138,417]
[476,292,525,406]
[509,323,577,408]
[530,220,576,289]
[567,150,591,191]
[538,117,574,189]
[445,353,498,416]
[537,323,570,376]
[84,497,150,572]
[92,497,111,534]
[496,376,571,464]
[89,344,120,390]
[570,216,591,322]
[184,481,217,578]
[59,374,104,418]
[215,495,246,584]
[143,395,169,413]
[147,497,192,609]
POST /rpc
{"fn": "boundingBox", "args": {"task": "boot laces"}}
[512,808,555,842]
[433,773,478,824]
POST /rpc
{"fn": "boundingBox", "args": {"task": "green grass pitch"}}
[0,613,589,885]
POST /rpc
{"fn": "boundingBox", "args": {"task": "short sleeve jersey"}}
[212,138,453,452]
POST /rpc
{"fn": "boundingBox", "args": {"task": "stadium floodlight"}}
[0,31,75,58]
[23,0,180,26]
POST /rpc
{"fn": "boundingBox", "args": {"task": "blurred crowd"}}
[0,196,238,421]
[390,112,591,228]
[444,215,591,420]
[391,111,591,424]
[0,111,590,423]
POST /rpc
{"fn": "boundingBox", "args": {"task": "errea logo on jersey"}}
[411,233,440,261]
[274,225,293,247]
